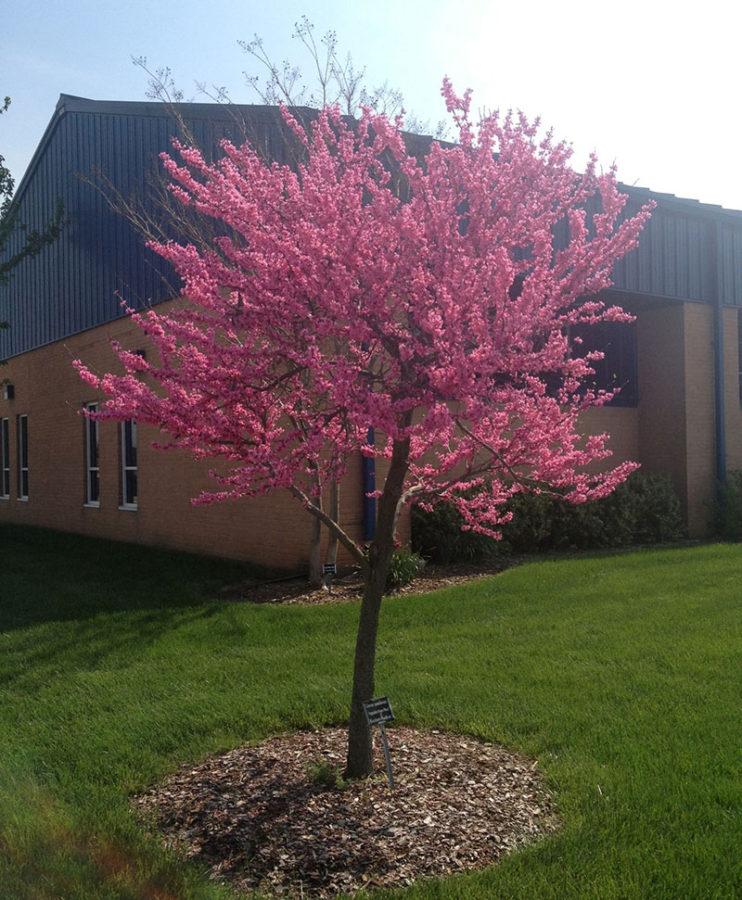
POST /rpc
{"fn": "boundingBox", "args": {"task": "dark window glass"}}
[85,404,100,505]
[19,416,28,469]
[572,322,638,407]
[121,420,138,508]
[125,470,138,507]
[88,420,98,470]
[89,469,100,504]
[17,415,28,499]
[1,418,9,497]
[124,420,137,468]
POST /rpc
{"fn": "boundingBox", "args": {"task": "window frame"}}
[0,417,9,499]
[119,419,138,511]
[84,403,100,507]
[17,414,28,501]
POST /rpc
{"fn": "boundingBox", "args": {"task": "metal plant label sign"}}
[322,562,337,593]
[363,696,395,787]
[363,696,394,726]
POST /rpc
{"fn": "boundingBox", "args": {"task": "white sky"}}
[2,0,741,208]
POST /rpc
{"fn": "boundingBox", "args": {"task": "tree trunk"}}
[308,511,323,587]
[345,559,391,777]
[345,435,409,779]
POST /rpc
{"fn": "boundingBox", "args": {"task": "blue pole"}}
[362,427,376,541]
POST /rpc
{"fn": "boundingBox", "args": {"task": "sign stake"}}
[363,696,395,788]
[322,562,337,593]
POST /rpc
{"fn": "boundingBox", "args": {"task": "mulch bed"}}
[133,727,558,898]
[218,559,520,606]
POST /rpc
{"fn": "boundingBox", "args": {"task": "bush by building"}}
[713,470,742,542]
[412,472,685,564]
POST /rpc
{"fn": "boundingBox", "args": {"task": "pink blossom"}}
[75,83,652,544]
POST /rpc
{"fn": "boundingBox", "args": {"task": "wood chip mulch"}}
[133,727,558,898]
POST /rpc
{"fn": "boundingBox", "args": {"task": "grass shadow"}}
[0,522,279,632]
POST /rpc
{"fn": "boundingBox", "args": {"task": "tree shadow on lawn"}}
[0,523,285,687]
[0,604,229,690]
[0,523,277,632]
[1,523,716,692]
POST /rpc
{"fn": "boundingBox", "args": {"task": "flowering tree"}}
[76,82,652,778]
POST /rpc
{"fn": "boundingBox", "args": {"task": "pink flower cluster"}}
[75,80,653,539]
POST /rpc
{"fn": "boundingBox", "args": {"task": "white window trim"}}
[84,403,100,508]
[119,420,138,511]
[0,417,9,499]
[17,414,28,501]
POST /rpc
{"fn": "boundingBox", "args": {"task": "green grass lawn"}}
[0,523,740,899]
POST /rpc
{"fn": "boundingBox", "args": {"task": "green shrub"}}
[411,501,504,565]
[386,549,426,590]
[506,473,684,552]
[412,472,685,562]
[621,472,686,545]
[713,470,742,541]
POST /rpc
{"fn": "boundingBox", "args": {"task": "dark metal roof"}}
[1,96,319,360]
[2,94,742,361]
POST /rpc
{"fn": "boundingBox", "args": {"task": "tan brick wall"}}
[631,299,718,537]
[1,298,733,558]
[579,406,640,468]
[0,313,403,570]
[587,301,718,537]
[683,303,716,536]
[636,302,688,492]
[723,307,742,472]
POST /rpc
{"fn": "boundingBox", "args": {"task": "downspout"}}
[711,219,727,487]
[361,427,377,541]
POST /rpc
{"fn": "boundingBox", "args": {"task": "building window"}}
[738,311,742,407]
[17,414,28,500]
[120,420,138,509]
[1,418,9,499]
[572,322,638,408]
[85,403,100,506]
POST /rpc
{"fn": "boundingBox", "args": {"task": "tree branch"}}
[454,418,544,491]
[290,485,368,570]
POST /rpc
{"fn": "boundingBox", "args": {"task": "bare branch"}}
[290,485,368,569]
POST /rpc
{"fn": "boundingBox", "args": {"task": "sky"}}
[2,0,741,208]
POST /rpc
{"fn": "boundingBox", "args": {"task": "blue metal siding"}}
[0,104,271,360]
[3,97,742,362]
[720,226,742,306]
[611,199,717,303]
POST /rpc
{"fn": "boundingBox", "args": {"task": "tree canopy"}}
[76,81,652,776]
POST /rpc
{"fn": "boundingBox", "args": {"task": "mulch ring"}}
[218,559,521,606]
[133,726,558,898]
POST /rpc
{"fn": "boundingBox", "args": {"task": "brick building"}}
[1,95,741,567]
